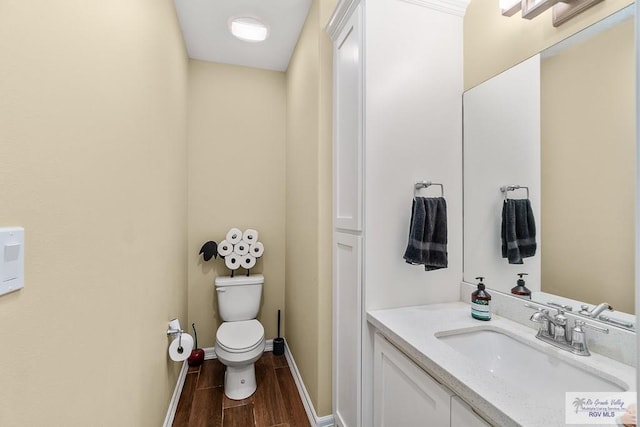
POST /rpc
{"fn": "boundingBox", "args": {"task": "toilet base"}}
[224,364,257,400]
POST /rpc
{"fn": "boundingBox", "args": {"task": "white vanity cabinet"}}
[451,396,491,427]
[374,332,452,426]
[374,332,491,427]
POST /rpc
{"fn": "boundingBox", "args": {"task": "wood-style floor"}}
[172,352,311,427]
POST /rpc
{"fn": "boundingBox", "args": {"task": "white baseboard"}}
[283,339,336,427]
[163,338,334,427]
[162,360,189,427]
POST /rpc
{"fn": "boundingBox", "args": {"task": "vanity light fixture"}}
[500,0,522,17]
[501,0,604,26]
[229,17,269,42]
[522,0,561,20]
[552,0,604,27]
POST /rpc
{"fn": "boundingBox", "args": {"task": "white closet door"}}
[333,232,362,427]
[333,3,363,232]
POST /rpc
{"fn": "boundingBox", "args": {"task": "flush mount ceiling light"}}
[229,17,269,42]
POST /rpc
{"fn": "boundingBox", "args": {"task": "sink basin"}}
[437,329,626,402]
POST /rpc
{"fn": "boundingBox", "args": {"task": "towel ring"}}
[500,185,529,200]
[414,181,444,199]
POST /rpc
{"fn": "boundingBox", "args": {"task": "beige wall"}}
[318,0,336,417]
[541,18,635,313]
[0,1,188,426]
[464,0,633,90]
[187,61,286,346]
[285,0,336,417]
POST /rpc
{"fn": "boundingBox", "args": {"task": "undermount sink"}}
[437,329,627,402]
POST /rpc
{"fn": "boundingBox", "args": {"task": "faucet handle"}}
[574,320,609,334]
[554,310,567,326]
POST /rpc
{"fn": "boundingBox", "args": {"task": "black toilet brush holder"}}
[273,309,284,356]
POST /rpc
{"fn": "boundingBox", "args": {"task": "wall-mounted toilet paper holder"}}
[167,328,183,336]
[167,318,184,337]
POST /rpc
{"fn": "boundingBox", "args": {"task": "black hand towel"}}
[501,198,536,264]
[403,197,448,271]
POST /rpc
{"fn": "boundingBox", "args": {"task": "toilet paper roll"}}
[249,242,264,258]
[226,228,243,245]
[169,333,194,362]
[240,254,257,270]
[218,240,233,257]
[225,253,241,270]
[242,229,259,244]
[233,241,250,256]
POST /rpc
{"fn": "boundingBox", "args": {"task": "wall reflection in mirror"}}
[463,5,635,329]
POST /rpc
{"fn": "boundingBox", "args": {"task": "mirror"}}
[463,5,636,328]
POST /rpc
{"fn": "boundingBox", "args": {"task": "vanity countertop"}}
[367,302,636,427]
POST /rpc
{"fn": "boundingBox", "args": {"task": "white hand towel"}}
[225,253,241,270]
[249,242,264,258]
[240,254,257,270]
[226,228,242,245]
[233,241,250,256]
[218,240,233,257]
[242,229,259,244]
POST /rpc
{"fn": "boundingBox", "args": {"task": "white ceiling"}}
[173,0,312,72]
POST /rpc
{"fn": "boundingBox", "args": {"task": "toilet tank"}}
[215,274,264,321]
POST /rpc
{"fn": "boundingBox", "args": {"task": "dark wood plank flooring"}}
[173,352,310,427]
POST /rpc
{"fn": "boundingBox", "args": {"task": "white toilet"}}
[214,274,266,400]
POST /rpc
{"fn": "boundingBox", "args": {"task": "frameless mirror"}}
[463,5,636,329]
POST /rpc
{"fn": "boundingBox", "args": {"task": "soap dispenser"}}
[511,273,532,299]
[471,277,491,321]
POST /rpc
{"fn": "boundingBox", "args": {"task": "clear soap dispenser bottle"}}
[471,277,491,321]
[511,273,532,299]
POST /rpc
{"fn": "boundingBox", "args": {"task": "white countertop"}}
[367,302,636,427]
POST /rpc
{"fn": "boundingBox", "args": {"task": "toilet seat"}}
[216,320,264,353]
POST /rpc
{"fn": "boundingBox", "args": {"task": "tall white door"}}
[332,4,363,426]
[333,3,363,233]
[333,232,362,427]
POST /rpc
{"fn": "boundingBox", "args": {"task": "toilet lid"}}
[216,320,264,351]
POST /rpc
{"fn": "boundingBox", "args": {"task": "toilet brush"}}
[273,309,284,355]
[188,323,205,367]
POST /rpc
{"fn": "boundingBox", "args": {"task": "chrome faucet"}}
[529,307,568,342]
[526,304,608,356]
[579,302,613,318]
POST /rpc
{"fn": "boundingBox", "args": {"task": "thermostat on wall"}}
[0,227,24,297]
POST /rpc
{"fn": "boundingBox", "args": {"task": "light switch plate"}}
[0,227,24,296]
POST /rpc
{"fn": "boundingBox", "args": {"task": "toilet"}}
[214,274,266,400]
